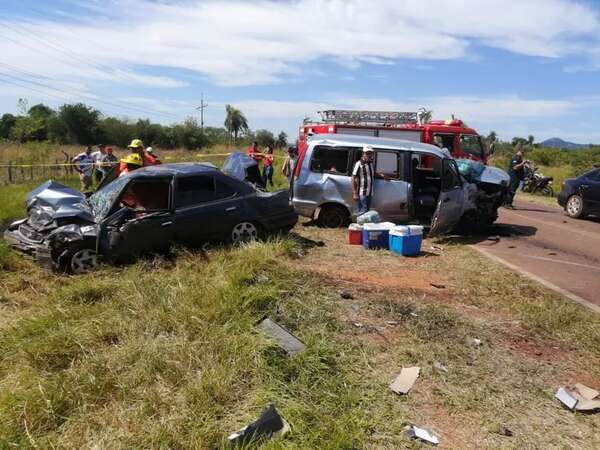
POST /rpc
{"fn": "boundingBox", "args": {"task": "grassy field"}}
[1,173,600,448]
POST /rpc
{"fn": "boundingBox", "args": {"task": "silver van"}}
[292,134,508,235]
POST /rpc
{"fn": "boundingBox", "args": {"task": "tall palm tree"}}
[224,105,249,144]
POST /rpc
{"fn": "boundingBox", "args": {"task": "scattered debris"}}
[258,318,305,357]
[487,235,500,242]
[548,252,557,256]
[555,384,600,412]
[350,303,360,312]
[227,404,290,446]
[410,312,419,318]
[389,366,420,394]
[405,425,439,445]
[499,425,514,437]
[433,361,448,373]
[508,245,516,249]
[340,290,354,300]
[430,283,446,289]
[469,338,483,347]
[353,322,364,329]
[430,245,444,253]
[386,320,399,326]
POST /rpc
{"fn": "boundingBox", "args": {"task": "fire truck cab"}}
[297,110,489,175]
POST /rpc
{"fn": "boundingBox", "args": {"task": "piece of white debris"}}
[406,425,439,445]
[433,361,448,373]
[389,367,420,395]
[555,384,600,412]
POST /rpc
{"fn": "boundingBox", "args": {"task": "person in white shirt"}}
[352,146,375,215]
[90,144,106,184]
[72,146,94,191]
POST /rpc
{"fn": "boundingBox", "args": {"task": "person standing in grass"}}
[262,145,274,188]
[98,147,118,181]
[90,144,106,184]
[352,145,376,215]
[282,145,297,181]
[506,148,528,208]
[72,146,94,191]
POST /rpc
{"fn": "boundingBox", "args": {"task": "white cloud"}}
[0,0,598,87]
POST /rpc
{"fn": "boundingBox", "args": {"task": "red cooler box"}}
[348,224,364,245]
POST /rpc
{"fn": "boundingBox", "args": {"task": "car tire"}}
[565,194,585,218]
[57,241,99,274]
[231,221,260,245]
[317,204,349,228]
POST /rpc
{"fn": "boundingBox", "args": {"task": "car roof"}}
[309,133,449,159]
[124,162,219,178]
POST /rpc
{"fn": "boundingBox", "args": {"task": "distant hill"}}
[539,137,587,149]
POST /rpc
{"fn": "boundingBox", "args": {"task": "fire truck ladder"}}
[318,109,421,126]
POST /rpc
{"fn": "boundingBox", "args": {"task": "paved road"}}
[474,199,600,311]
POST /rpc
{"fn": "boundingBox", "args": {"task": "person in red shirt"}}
[262,145,274,188]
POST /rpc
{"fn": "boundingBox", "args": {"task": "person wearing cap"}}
[118,153,143,177]
[72,145,94,191]
[352,145,376,215]
[117,139,160,175]
[145,146,160,161]
[98,146,118,181]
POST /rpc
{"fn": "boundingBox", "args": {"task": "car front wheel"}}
[565,194,584,218]
[57,241,99,274]
[231,221,259,245]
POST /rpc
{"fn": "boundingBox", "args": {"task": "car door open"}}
[103,177,174,261]
[371,149,410,222]
[429,159,465,236]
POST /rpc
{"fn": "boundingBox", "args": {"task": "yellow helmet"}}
[127,138,144,149]
[121,153,143,166]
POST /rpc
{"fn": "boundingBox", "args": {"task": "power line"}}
[0,70,179,119]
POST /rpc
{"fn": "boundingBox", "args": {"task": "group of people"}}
[71,139,160,191]
[246,141,298,188]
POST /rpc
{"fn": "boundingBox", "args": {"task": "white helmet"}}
[146,146,154,154]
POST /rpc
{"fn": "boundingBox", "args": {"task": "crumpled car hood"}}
[457,159,510,185]
[26,180,95,229]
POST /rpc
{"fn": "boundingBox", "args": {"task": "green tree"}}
[255,129,275,148]
[0,113,17,139]
[224,104,249,144]
[59,103,102,145]
[172,117,209,150]
[527,134,535,146]
[9,116,47,142]
[100,117,135,147]
[28,103,55,121]
[46,115,69,143]
[276,131,288,148]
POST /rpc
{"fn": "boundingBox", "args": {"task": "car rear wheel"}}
[317,205,349,228]
[231,221,259,245]
[565,194,584,218]
[58,242,99,274]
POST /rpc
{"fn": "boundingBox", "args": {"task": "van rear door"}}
[429,159,464,236]
[371,149,410,222]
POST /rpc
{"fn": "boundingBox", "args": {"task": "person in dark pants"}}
[262,145,274,188]
[506,149,528,208]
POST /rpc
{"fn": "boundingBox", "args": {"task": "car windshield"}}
[88,176,130,219]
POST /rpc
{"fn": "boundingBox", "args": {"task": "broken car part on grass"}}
[258,317,305,357]
[555,384,600,412]
[389,366,420,395]
[405,424,440,445]
[4,162,298,274]
[227,404,290,446]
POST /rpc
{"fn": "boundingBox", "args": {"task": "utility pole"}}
[196,93,208,131]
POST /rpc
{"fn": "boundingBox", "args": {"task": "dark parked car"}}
[4,163,297,274]
[558,168,600,219]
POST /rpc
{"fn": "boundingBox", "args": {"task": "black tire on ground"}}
[541,185,554,197]
[56,240,99,274]
[317,204,350,228]
[565,194,585,219]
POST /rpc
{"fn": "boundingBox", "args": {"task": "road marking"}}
[504,209,600,241]
[490,251,600,271]
[472,245,600,314]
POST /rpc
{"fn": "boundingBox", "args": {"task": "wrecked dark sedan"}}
[4,163,298,274]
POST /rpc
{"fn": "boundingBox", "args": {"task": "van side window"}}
[310,146,352,175]
[375,151,403,179]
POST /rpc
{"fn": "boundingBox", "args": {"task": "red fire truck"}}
[296,109,489,174]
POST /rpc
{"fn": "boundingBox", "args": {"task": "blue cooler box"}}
[389,225,423,256]
[362,222,395,249]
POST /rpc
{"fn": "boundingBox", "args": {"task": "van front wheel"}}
[317,205,349,228]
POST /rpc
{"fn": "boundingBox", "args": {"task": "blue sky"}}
[1,0,600,143]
